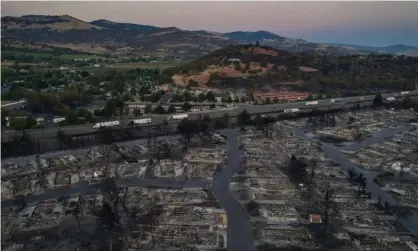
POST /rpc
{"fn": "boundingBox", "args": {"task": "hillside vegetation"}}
[163,44,418,94]
[4,15,417,58]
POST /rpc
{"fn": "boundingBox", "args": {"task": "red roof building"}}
[254,91,309,102]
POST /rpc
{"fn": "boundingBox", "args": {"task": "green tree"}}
[227,96,232,103]
[182,102,192,111]
[205,91,216,102]
[153,105,166,114]
[273,97,279,104]
[144,104,152,114]
[198,93,206,102]
[130,88,137,96]
[167,104,176,114]
[221,113,230,128]
[234,97,239,103]
[183,91,193,102]
[237,109,251,126]
[264,98,271,105]
[373,93,383,106]
[307,93,314,101]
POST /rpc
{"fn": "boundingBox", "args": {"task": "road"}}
[212,130,255,251]
[293,126,418,235]
[3,90,417,141]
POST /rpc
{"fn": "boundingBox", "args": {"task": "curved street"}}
[211,130,255,251]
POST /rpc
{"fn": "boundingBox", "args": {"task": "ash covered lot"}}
[232,108,418,250]
[1,133,228,251]
[2,108,418,251]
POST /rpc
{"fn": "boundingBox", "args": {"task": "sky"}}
[2,1,418,47]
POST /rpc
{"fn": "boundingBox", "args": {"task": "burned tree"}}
[316,182,339,235]
[286,155,308,184]
[309,159,318,182]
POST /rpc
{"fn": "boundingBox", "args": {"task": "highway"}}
[2,90,418,141]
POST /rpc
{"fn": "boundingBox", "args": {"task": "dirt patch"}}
[172,62,272,87]
[245,47,278,56]
[299,66,318,72]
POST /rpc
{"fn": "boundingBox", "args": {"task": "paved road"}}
[212,130,255,251]
[3,90,417,140]
[1,177,211,208]
[293,127,418,235]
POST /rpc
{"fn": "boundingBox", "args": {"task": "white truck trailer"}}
[93,120,120,129]
[305,101,319,106]
[132,118,152,124]
[284,108,300,113]
[386,97,396,101]
[329,98,342,104]
[168,114,188,120]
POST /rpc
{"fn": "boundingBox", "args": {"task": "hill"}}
[164,44,418,95]
[326,43,418,57]
[2,15,417,58]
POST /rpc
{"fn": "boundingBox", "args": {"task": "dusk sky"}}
[2,1,418,47]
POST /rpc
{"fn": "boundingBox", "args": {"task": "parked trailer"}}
[93,121,120,129]
[386,97,396,101]
[284,108,300,113]
[168,114,188,120]
[132,118,151,124]
[53,117,66,123]
[401,91,410,95]
[329,98,342,103]
[305,101,319,106]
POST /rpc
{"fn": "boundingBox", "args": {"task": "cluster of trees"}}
[170,91,217,103]
[164,44,418,96]
[94,98,125,117]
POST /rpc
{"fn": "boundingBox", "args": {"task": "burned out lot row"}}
[2,108,418,251]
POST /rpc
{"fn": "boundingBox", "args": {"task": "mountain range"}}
[2,15,418,58]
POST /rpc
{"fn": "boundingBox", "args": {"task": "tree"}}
[317,182,339,235]
[209,103,216,109]
[205,91,216,102]
[310,159,318,182]
[307,93,314,100]
[254,114,264,130]
[287,155,308,183]
[198,93,206,102]
[130,88,137,96]
[167,104,176,114]
[255,40,260,47]
[221,113,230,128]
[237,109,251,126]
[373,93,383,106]
[227,96,232,103]
[233,97,239,103]
[133,108,141,117]
[273,97,279,104]
[144,104,152,114]
[240,96,247,103]
[264,98,271,105]
[152,105,166,114]
[182,102,192,111]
